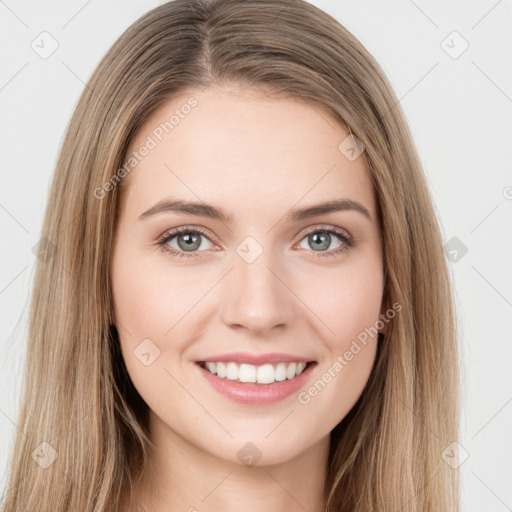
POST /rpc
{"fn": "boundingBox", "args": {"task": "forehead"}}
[121,86,376,222]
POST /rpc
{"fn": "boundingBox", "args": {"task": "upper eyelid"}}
[301,223,351,237]
[159,225,217,245]
[160,224,351,239]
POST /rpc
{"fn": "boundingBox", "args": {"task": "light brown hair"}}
[1,0,459,510]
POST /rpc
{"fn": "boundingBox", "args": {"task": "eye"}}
[295,225,354,258]
[157,226,215,260]
[156,225,355,260]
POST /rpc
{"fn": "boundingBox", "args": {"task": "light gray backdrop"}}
[1,1,511,510]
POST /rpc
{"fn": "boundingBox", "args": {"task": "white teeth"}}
[216,362,226,378]
[296,362,306,375]
[205,362,217,375]
[225,362,238,380]
[257,364,275,384]
[201,361,309,384]
[239,363,257,383]
[286,362,297,379]
[274,363,287,381]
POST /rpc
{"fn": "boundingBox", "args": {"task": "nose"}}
[219,250,296,335]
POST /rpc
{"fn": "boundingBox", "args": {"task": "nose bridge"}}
[219,240,295,333]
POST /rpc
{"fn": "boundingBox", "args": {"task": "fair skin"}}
[111,84,386,512]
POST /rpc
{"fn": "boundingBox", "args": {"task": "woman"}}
[1,0,459,510]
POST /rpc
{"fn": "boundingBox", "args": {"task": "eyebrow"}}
[137,197,372,223]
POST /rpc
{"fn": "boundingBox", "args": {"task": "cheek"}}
[111,255,164,338]
[111,246,190,411]
[301,254,384,347]
[111,244,201,342]
[111,242,216,392]
[111,241,177,380]
[293,255,383,420]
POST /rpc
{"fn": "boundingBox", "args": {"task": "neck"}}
[126,412,330,512]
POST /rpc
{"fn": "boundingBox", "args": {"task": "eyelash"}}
[156,225,355,260]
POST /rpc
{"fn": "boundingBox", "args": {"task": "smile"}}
[195,355,318,404]
[198,361,310,384]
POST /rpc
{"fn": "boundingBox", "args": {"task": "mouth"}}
[196,360,317,385]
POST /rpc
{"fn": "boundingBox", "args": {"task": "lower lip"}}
[196,362,316,405]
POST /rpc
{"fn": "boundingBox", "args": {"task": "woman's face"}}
[111,85,385,466]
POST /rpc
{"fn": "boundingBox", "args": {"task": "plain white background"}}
[1,1,511,509]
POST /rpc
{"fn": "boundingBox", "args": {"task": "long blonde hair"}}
[1,0,459,510]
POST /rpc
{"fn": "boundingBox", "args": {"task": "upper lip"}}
[197,352,315,366]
